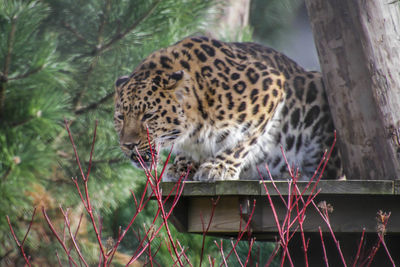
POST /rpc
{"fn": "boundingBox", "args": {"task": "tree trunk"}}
[305,0,400,180]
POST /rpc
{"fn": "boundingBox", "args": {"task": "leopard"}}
[114,36,342,182]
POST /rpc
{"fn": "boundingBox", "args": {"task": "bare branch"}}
[6,208,35,267]
[95,0,162,55]
[3,15,17,77]
[62,21,89,44]
[199,197,220,267]
[319,227,329,267]
[8,66,44,81]
[41,207,78,267]
[59,207,89,267]
[97,0,111,45]
[0,15,17,118]
[75,91,114,115]
[352,229,365,267]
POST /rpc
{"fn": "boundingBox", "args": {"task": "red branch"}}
[319,227,329,267]
[42,207,78,267]
[199,197,220,266]
[126,128,188,266]
[6,208,36,267]
[10,123,397,267]
[352,228,365,267]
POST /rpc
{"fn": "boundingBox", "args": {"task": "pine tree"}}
[1,0,215,264]
[1,0,299,264]
[0,1,71,262]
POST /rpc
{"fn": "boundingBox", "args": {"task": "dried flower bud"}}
[376,210,391,236]
[106,236,114,251]
[317,201,334,213]
[13,156,21,165]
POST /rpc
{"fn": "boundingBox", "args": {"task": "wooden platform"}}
[159,180,400,240]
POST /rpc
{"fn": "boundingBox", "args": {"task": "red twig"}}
[244,238,255,266]
[199,197,220,267]
[6,208,37,267]
[258,137,336,267]
[138,130,188,266]
[146,228,154,267]
[215,240,228,267]
[365,211,394,267]
[42,207,78,267]
[209,255,216,266]
[56,251,63,266]
[150,178,185,266]
[176,240,192,267]
[305,131,336,204]
[8,121,190,266]
[265,242,281,267]
[365,242,381,267]
[378,234,395,267]
[258,170,293,267]
[230,239,244,267]
[64,118,87,182]
[312,200,347,267]
[86,120,98,181]
[222,198,257,266]
[319,227,329,267]
[107,181,154,265]
[59,207,89,267]
[127,137,188,265]
[64,120,108,263]
[352,228,365,267]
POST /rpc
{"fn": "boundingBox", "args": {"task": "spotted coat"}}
[114,36,342,181]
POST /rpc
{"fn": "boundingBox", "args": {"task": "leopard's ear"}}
[115,75,130,88]
[114,76,130,103]
[163,70,184,90]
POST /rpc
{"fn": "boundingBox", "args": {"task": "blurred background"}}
[0,0,318,265]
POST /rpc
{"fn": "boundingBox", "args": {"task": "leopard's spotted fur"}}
[114,36,342,181]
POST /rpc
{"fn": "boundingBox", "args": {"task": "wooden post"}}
[304,0,400,180]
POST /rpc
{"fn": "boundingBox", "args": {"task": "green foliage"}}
[0,1,71,253]
[250,0,302,46]
[0,0,216,263]
[0,0,292,264]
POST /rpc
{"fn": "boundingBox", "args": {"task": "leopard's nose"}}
[123,142,140,150]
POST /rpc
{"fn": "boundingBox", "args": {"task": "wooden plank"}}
[159,181,216,197]
[215,180,260,195]
[183,182,216,196]
[181,195,400,237]
[164,180,399,237]
[161,180,394,196]
[187,197,245,233]
[259,180,394,196]
[395,180,400,195]
[252,195,400,234]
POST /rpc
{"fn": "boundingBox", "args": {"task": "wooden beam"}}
[159,181,400,237]
[304,0,400,180]
[171,194,400,237]
[160,180,395,196]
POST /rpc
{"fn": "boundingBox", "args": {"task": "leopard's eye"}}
[116,114,124,120]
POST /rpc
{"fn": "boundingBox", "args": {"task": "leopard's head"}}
[114,68,193,167]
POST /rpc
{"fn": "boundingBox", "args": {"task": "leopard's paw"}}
[193,161,239,181]
[163,162,196,182]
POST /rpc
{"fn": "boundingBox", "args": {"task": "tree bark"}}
[305,0,400,180]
